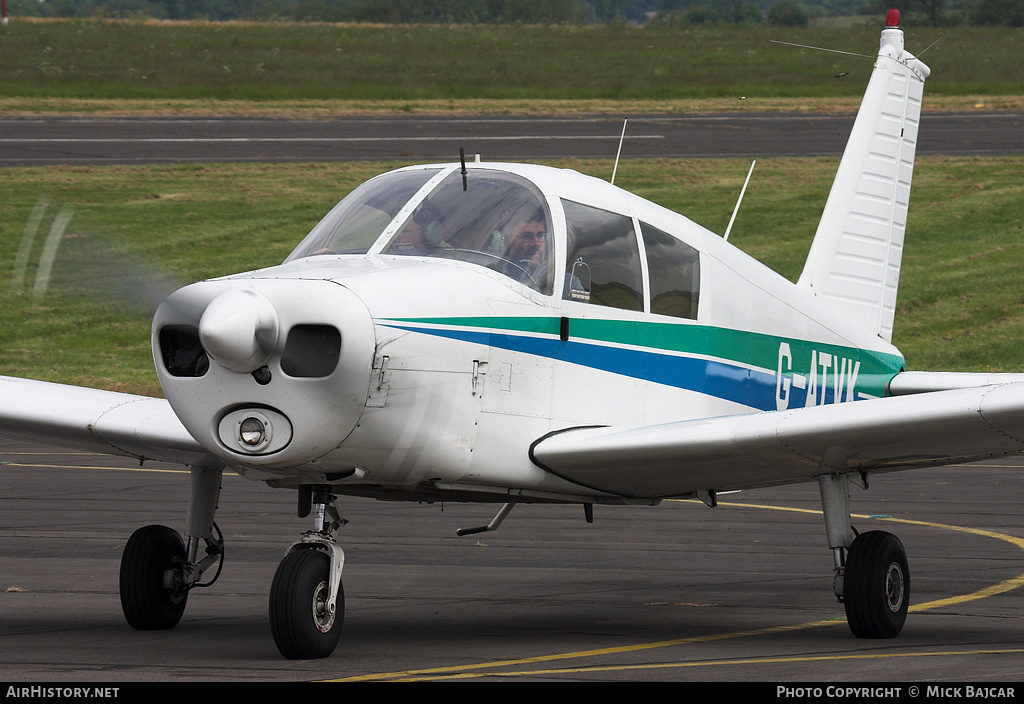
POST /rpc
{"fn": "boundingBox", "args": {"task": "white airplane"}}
[3,11,1024,660]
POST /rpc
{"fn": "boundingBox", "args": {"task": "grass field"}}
[1,19,1023,110]
[1,156,1022,394]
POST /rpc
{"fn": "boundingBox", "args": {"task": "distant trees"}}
[767,1,810,24]
[862,0,946,24]
[861,0,1024,26]
[337,0,586,24]
[964,0,1024,24]
[7,0,1024,26]
[658,0,764,23]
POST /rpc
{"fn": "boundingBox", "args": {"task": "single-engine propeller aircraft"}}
[4,12,1024,659]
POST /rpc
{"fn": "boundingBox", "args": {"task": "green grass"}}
[1,19,1023,103]
[2,156,1022,394]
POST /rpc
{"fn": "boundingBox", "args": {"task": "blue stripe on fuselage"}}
[381,323,782,411]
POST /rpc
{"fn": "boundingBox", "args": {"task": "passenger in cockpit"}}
[391,201,444,250]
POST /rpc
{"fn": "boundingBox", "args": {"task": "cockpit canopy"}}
[286,165,700,320]
[286,167,554,294]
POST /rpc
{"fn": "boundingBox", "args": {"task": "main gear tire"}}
[844,530,909,638]
[119,524,189,630]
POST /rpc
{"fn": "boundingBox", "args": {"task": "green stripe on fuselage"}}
[383,316,905,401]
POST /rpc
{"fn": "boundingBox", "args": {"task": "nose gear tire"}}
[269,549,344,659]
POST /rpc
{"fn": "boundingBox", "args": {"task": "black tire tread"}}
[119,524,188,630]
[844,530,909,639]
[269,549,344,659]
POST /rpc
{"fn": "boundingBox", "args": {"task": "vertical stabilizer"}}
[796,14,930,342]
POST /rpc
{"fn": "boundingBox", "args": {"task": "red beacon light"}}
[886,8,900,27]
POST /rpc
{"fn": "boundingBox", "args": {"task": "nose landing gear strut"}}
[269,484,347,659]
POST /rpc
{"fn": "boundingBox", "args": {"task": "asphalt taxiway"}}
[1,111,1022,166]
[2,437,1024,682]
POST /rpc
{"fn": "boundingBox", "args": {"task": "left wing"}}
[530,380,1024,499]
[0,375,219,468]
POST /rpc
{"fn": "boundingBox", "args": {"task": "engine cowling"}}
[152,277,375,473]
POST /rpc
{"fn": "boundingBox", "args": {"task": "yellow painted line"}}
[386,647,1024,682]
[2,461,190,474]
[1,451,107,456]
[879,515,1024,611]
[1,460,239,476]
[717,500,1024,612]
[332,500,1024,682]
[329,620,845,682]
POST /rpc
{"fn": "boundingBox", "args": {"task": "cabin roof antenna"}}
[723,160,756,242]
[610,119,627,186]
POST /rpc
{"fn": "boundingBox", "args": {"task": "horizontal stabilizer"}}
[889,371,1024,395]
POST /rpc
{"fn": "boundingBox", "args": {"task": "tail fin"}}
[796,14,930,343]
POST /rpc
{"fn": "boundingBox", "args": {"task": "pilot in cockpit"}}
[499,204,549,291]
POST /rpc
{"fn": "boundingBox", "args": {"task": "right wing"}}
[530,379,1024,500]
[0,375,219,468]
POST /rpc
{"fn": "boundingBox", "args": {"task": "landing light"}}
[218,407,293,455]
[239,416,267,446]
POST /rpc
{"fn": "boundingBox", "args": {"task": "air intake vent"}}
[159,325,209,377]
[281,325,341,378]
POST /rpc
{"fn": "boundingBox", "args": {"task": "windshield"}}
[382,170,553,294]
[285,168,441,261]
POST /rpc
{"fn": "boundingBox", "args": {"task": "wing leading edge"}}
[530,381,1024,499]
[0,375,218,468]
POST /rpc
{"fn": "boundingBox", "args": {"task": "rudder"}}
[796,13,930,343]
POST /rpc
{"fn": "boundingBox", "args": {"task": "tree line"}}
[7,0,1023,26]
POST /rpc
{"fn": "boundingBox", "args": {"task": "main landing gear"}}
[119,465,225,631]
[818,473,909,638]
[269,484,347,660]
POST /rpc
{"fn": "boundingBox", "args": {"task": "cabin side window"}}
[640,222,700,320]
[561,200,643,312]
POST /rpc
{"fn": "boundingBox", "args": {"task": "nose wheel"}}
[269,548,345,659]
[269,484,347,659]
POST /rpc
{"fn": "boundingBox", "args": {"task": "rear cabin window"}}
[640,222,700,320]
[562,201,643,312]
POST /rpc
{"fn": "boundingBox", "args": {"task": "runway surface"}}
[3,437,1024,682]
[1,112,1022,166]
